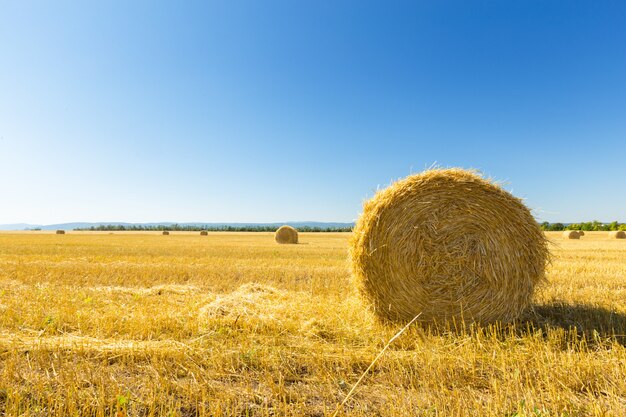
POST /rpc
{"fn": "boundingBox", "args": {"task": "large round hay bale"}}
[577,230,585,236]
[55,230,65,235]
[349,168,549,324]
[162,231,170,235]
[275,225,298,244]
[200,231,208,236]
[563,230,580,239]
[609,231,626,239]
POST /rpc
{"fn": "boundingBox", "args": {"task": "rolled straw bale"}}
[162,231,170,235]
[577,230,585,236]
[349,168,549,324]
[275,225,298,244]
[55,230,65,235]
[563,230,580,239]
[609,231,626,239]
[200,231,208,236]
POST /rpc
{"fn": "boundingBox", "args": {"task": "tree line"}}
[540,221,626,232]
[75,224,354,232]
[74,222,625,233]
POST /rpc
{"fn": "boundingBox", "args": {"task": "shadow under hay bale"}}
[407,303,626,348]
[522,303,626,346]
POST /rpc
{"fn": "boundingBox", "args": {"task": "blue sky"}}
[1,1,625,224]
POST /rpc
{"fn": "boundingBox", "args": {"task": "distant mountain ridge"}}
[0,221,355,231]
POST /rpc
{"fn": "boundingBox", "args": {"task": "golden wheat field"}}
[0,231,624,416]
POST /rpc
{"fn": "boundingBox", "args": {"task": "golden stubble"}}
[0,230,624,416]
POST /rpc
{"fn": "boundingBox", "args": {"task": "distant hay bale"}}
[577,230,585,236]
[55,230,65,235]
[563,230,580,239]
[200,231,208,236]
[275,225,298,244]
[162,231,170,235]
[609,231,626,239]
[349,168,549,324]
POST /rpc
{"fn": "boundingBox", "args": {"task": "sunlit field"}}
[0,231,624,416]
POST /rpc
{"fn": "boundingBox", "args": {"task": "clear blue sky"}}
[1,1,625,224]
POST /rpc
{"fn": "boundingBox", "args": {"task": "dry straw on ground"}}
[349,168,549,324]
[55,230,65,235]
[563,230,580,239]
[609,230,626,239]
[200,231,208,236]
[162,231,170,235]
[275,225,298,244]
[198,283,289,330]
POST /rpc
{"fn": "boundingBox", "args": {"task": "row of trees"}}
[76,224,354,232]
[540,221,626,231]
[75,222,625,233]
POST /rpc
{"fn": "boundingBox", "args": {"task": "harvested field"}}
[0,231,624,416]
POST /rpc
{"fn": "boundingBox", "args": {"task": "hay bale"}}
[275,225,298,244]
[563,230,580,239]
[609,231,626,239]
[349,168,549,324]
[577,230,585,236]
[162,231,170,235]
[55,230,65,235]
[200,231,208,236]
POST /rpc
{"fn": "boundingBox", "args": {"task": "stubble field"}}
[0,231,624,416]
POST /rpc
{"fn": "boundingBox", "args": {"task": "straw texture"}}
[275,225,298,244]
[349,168,549,324]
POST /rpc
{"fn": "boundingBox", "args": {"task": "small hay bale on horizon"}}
[349,168,549,325]
[200,231,208,236]
[162,231,170,235]
[563,230,580,239]
[55,230,65,235]
[609,230,626,239]
[275,225,298,244]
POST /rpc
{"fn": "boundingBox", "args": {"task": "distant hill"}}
[0,222,355,231]
[0,223,42,231]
